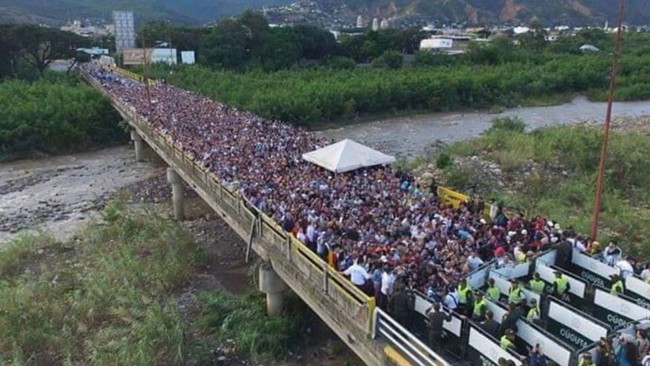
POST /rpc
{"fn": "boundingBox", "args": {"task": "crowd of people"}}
[87,65,650,294]
[86,64,650,364]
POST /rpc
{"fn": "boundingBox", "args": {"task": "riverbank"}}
[319,96,650,158]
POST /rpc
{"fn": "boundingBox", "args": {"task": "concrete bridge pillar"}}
[130,130,145,162]
[259,263,288,316]
[166,168,185,220]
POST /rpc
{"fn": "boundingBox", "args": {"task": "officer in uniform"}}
[486,278,501,302]
[553,271,571,300]
[472,291,487,321]
[508,279,526,306]
[527,298,541,324]
[529,272,546,295]
[500,329,516,351]
[578,352,595,366]
[610,273,624,297]
[457,278,473,315]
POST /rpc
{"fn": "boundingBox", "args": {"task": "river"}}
[318,96,650,157]
[1,97,648,243]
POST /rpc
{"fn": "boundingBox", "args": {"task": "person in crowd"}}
[508,279,526,306]
[527,298,541,324]
[501,329,516,351]
[616,335,638,366]
[529,272,546,295]
[443,285,459,312]
[610,274,625,297]
[596,338,616,366]
[579,353,596,366]
[427,302,451,352]
[552,271,571,299]
[642,348,650,366]
[555,238,573,270]
[479,310,500,339]
[637,329,650,363]
[457,278,473,315]
[529,344,549,366]
[605,241,623,267]
[380,264,395,310]
[472,291,487,321]
[616,256,635,279]
[342,258,371,291]
[486,278,501,302]
[587,241,604,260]
[500,303,521,336]
[389,283,414,329]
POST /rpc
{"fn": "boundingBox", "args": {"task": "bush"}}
[200,290,309,362]
[436,152,453,169]
[0,204,196,365]
[373,50,403,69]
[0,75,125,160]
[486,116,527,134]
[325,56,356,70]
[444,166,473,191]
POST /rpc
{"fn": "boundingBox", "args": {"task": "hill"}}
[319,0,649,26]
[0,0,292,26]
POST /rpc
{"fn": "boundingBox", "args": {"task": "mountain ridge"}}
[0,0,647,26]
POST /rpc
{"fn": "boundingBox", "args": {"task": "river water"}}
[318,96,650,157]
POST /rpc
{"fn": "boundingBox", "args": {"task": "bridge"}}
[81,67,650,366]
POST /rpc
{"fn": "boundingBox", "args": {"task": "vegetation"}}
[139,20,650,127]
[200,291,312,362]
[432,118,650,256]
[0,74,124,160]
[0,203,310,365]
[0,203,195,365]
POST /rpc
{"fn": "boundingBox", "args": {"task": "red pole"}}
[590,0,626,241]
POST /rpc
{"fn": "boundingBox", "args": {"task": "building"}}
[61,20,113,38]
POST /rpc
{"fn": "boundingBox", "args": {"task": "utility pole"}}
[590,0,626,241]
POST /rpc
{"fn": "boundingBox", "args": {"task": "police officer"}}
[527,298,541,324]
[578,352,595,366]
[500,329,516,350]
[508,279,526,306]
[457,278,472,315]
[553,271,571,299]
[610,273,624,296]
[472,291,487,321]
[486,278,501,302]
[529,272,546,295]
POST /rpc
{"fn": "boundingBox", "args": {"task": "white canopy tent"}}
[302,139,396,173]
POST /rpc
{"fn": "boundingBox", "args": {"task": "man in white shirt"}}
[615,256,634,279]
[343,259,371,289]
[380,266,396,309]
[443,286,459,311]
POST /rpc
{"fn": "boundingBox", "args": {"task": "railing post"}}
[322,263,329,292]
[285,236,292,261]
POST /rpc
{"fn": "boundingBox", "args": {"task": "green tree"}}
[10,24,87,75]
[261,28,301,70]
[293,24,339,60]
